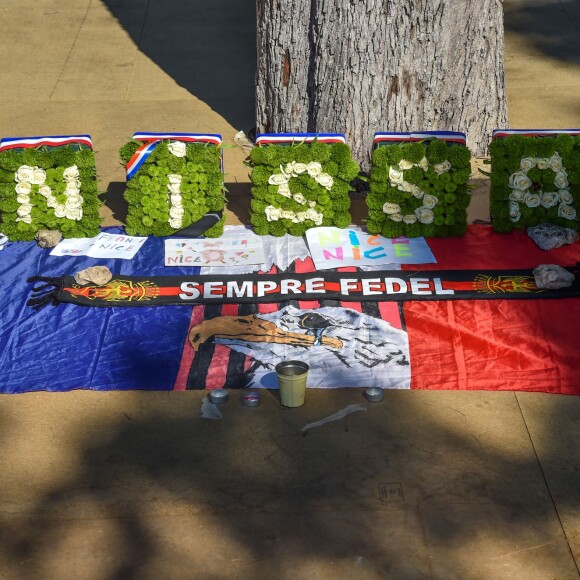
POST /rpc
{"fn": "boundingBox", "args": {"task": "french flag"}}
[0,135,93,152]
[373,131,466,147]
[492,128,580,140]
[256,133,346,146]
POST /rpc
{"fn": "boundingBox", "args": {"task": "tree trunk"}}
[256,0,508,169]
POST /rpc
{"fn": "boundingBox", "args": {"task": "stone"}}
[533,264,576,290]
[74,266,113,286]
[35,230,62,248]
[527,223,579,251]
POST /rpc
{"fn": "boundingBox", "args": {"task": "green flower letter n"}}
[0,135,102,241]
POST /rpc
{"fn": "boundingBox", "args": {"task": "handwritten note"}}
[164,235,266,267]
[305,227,436,269]
[50,233,148,260]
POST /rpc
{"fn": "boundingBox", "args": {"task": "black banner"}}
[27,266,580,309]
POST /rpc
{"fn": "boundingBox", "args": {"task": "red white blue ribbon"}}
[0,135,93,152]
[126,141,162,180]
[256,133,346,146]
[373,131,466,146]
[132,132,222,145]
[127,132,223,180]
[492,129,580,140]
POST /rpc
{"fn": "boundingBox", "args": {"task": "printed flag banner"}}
[1,225,580,395]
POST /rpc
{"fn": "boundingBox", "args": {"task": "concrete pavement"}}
[1,1,580,578]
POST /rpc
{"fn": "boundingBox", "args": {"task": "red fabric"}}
[403,225,580,394]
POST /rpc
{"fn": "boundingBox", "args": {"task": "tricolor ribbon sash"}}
[27,266,580,309]
[492,129,580,140]
[0,135,93,152]
[256,133,346,146]
[373,131,467,147]
[126,132,223,180]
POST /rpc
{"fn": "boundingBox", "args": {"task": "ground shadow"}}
[103,0,257,132]
[504,0,580,64]
[3,391,580,578]
[101,181,129,224]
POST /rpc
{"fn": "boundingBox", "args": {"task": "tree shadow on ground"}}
[102,0,257,132]
[504,0,580,64]
[3,391,580,578]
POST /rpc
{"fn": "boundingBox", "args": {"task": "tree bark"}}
[256,0,508,168]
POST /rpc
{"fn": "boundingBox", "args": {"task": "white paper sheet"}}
[50,232,147,259]
[305,226,436,269]
[164,232,266,267]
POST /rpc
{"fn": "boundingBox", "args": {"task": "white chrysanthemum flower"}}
[382,202,401,215]
[422,194,439,209]
[433,161,451,175]
[15,166,35,183]
[63,165,80,180]
[508,172,532,191]
[268,173,288,186]
[15,182,32,195]
[558,190,574,205]
[554,171,569,190]
[524,193,541,208]
[520,158,536,171]
[388,167,404,185]
[540,192,559,208]
[410,185,424,199]
[549,153,563,172]
[17,203,33,217]
[277,182,292,198]
[307,162,323,177]
[315,173,334,190]
[414,207,435,224]
[265,205,282,221]
[168,141,187,157]
[558,204,577,220]
[169,206,185,219]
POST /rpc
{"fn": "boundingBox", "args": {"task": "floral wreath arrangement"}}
[119,132,226,238]
[489,129,580,233]
[247,133,360,236]
[0,135,102,241]
[366,132,472,238]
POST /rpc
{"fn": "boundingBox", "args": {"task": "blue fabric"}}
[0,228,198,393]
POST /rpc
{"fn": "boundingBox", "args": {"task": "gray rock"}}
[527,223,579,251]
[74,266,113,286]
[533,264,576,289]
[35,229,62,248]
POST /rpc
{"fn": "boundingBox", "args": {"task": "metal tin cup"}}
[241,391,262,407]
[275,360,309,407]
[363,387,384,403]
[208,388,229,404]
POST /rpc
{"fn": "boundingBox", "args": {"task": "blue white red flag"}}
[0,135,93,152]
[373,131,466,147]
